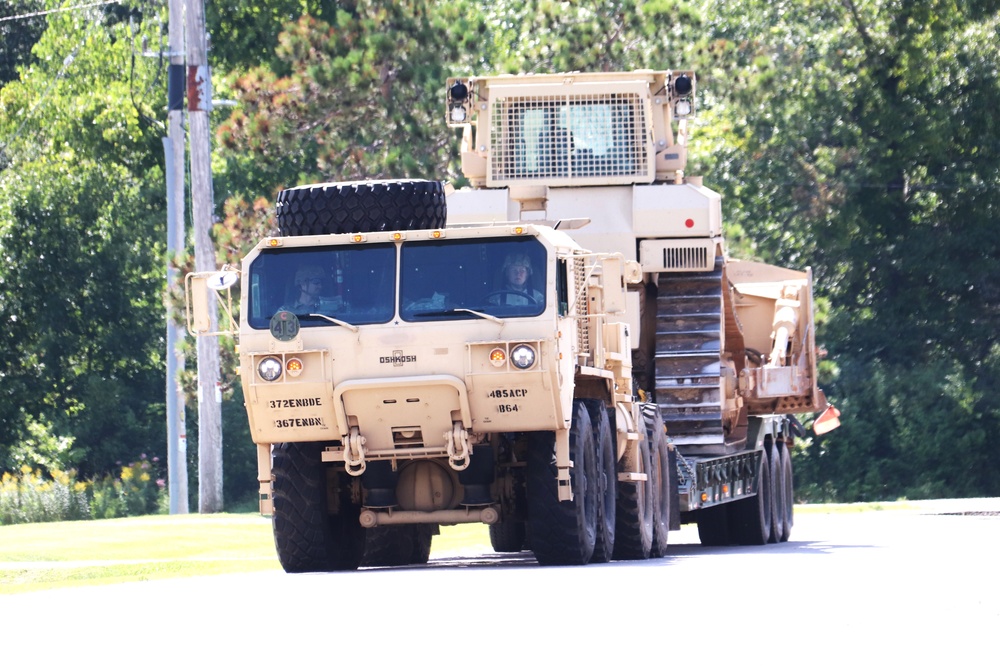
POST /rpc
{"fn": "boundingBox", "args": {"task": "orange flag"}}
[813,404,842,435]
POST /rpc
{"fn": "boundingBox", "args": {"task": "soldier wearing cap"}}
[490,253,543,306]
[285,265,325,313]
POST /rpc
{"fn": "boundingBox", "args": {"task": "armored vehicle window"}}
[247,244,396,329]
[400,237,546,322]
[492,94,647,181]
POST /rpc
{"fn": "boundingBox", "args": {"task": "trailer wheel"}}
[612,421,654,560]
[489,519,526,553]
[527,401,598,565]
[276,179,446,237]
[271,443,365,572]
[646,408,671,557]
[583,400,617,563]
[769,443,786,543]
[696,504,731,546]
[779,443,794,542]
[730,447,773,545]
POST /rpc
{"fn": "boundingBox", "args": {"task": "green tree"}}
[697,0,1000,499]
[0,2,167,475]
[0,1,46,87]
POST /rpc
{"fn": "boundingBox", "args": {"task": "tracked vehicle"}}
[187,69,835,570]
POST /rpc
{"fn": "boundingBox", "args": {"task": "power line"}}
[0,0,121,23]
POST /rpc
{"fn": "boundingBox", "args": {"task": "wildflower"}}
[139,472,151,483]
[121,466,134,481]
[156,479,166,489]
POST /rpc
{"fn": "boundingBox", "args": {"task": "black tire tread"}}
[526,402,598,566]
[276,179,446,237]
[271,443,365,572]
[612,420,654,560]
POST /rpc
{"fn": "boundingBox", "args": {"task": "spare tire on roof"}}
[275,179,447,237]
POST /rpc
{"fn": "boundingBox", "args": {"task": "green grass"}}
[0,514,491,595]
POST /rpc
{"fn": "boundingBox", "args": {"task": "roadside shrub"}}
[0,456,165,525]
[0,467,90,525]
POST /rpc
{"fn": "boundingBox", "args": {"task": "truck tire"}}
[779,443,794,542]
[361,525,434,566]
[583,399,616,563]
[271,443,365,572]
[769,443,786,543]
[645,407,671,557]
[409,525,435,564]
[696,504,731,546]
[729,448,773,545]
[526,401,599,565]
[489,519,526,553]
[612,421,654,560]
[276,179,446,237]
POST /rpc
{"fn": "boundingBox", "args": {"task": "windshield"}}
[400,237,546,322]
[247,244,396,328]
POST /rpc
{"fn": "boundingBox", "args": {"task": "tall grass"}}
[0,458,165,526]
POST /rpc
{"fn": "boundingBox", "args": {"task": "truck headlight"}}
[510,344,536,370]
[258,357,283,382]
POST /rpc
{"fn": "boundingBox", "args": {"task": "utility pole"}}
[185,0,224,512]
[163,0,188,514]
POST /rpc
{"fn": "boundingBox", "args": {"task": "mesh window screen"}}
[489,93,648,183]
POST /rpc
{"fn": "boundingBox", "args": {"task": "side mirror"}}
[185,270,239,336]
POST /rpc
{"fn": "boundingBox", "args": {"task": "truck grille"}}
[489,93,649,185]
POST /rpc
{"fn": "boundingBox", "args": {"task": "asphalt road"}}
[3,499,998,666]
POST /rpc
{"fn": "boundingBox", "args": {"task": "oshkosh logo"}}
[380,350,416,366]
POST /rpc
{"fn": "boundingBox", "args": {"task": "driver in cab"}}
[490,253,543,306]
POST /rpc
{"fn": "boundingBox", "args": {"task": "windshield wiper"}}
[301,313,360,332]
[413,308,505,325]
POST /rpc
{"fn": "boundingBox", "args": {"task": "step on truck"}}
[187,69,837,571]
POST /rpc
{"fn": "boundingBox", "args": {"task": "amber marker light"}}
[489,348,506,367]
[352,234,365,243]
[701,492,709,502]
[431,230,444,239]
[267,238,282,247]
[286,358,304,377]
[392,232,405,241]
[513,226,525,235]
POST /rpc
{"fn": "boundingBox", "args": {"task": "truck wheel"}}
[410,525,435,564]
[362,525,435,566]
[276,179,446,236]
[696,504,731,546]
[769,443,786,543]
[526,401,598,565]
[779,443,794,542]
[645,407,671,557]
[612,421,654,560]
[730,448,773,545]
[489,519,526,553]
[583,400,617,563]
[271,443,365,572]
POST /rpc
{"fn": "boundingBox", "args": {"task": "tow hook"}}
[444,422,471,471]
[344,427,367,476]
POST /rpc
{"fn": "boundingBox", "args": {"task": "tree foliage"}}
[0,3,166,475]
[2,0,998,503]
[696,0,1000,499]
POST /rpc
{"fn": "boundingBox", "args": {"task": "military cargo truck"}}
[187,69,835,571]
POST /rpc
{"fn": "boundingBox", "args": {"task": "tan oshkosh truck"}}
[188,69,835,571]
